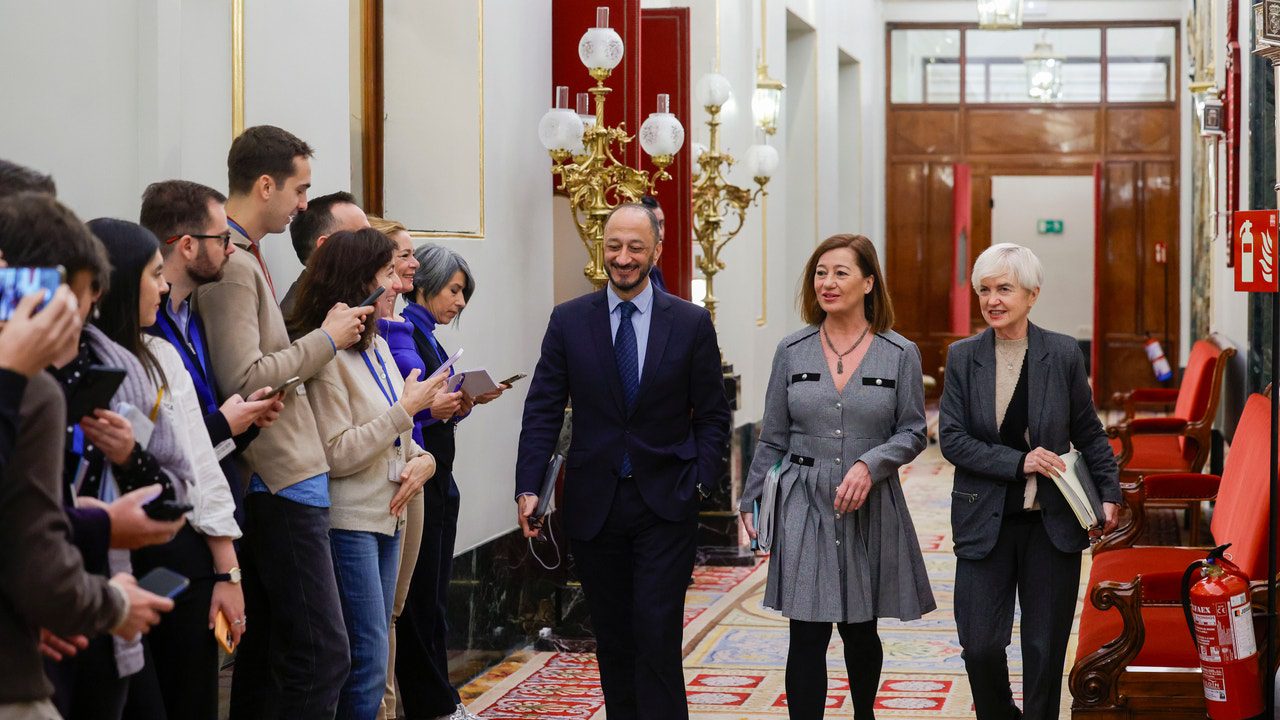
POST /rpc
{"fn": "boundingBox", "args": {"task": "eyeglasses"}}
[165,233,232,249]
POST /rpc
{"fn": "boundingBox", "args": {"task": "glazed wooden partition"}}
[885,22,1181,404]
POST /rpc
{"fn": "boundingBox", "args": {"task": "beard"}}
[189,245,224,284]
[607,257,655,293]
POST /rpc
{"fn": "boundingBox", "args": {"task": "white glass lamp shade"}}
[752,85,782,133]
[696,72,733,109]
[578,8,624,72]
[639,94,684,158]
[538,108,585,152]
[745,144,780,180]
[977,0,1024,29]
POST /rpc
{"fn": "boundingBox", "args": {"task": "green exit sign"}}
[1037,219,1064,234]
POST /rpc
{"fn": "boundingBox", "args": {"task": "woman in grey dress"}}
[740,234,934,720]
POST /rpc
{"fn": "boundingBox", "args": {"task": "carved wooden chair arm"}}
[1069,576,1145,709]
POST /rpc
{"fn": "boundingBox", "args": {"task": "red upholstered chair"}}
[1106,335,1235,543]
[1069,392,1278,719]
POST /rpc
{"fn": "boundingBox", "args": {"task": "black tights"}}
[786,619,882,720]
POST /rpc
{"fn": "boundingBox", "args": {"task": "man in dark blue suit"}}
[516,203,730,720]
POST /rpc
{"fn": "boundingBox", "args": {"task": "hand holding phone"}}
[0,266,64,321]
[498,373,528,387]
[214,611,237,653]
[137,567,190,600]
[358,286,386,308]
[65,366,127,423]
[271,376,304,400]
[143,499,193,522]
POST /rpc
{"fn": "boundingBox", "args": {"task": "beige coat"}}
[194,231,335,492]
[307,336,430,536]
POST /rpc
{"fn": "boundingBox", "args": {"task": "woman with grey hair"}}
[377,241,507,720]
[940,242,1121,719]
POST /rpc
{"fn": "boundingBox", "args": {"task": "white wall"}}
[0,0,553,555]
[991,175,1095,339]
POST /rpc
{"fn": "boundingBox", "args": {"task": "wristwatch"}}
[696,483,710,500]
[213,567,242,584]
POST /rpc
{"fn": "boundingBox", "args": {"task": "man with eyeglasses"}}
[136,179,283,718]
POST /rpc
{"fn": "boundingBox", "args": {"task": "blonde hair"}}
[367,216,408,238]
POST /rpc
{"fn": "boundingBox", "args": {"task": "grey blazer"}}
[939,323,1121,560]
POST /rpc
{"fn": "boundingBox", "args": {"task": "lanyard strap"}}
[362,349,401,448]
[362,348,399,406]
[228,217,276,296]
[156,305,219,415]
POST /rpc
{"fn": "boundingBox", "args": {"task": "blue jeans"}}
[330,529,400,720]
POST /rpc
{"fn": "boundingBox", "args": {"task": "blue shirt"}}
[607,281,653,377]
[170,296,195,346]
[246,472,331,508]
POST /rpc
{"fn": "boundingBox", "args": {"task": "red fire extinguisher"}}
[1145,336,1174,382]
[1180,544,1264,719]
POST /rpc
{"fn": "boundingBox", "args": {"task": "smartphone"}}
[143,498,193,521]
[138,567,190,600]
[498,373,528,386]
[0,266,63,321]
[358,286,386,308]
[65,366,127,422]
[271,376,303,399]
[214,610,236,653]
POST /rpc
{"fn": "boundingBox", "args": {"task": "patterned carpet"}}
[461,444,1089,719]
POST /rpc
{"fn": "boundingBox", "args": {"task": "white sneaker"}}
[450,703,481,720]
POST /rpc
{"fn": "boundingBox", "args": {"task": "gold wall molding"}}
[363,0,485,239]
[232,0,244,138]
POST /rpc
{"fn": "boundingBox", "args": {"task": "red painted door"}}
[950,163,972,336]
[640,8,692,299]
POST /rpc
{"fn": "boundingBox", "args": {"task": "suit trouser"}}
[954,513,1082,720]
[395,475,462,719]
[230,493,351,720]
[570,475,698,720]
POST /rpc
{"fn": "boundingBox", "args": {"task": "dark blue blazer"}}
[516,288,731,541]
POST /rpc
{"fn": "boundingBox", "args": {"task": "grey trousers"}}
[954,514,1082,720]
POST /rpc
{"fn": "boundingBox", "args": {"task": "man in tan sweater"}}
[195,126,372,720]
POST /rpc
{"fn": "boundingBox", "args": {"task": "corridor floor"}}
[460,443,1086,719]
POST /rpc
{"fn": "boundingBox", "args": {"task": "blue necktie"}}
[615,301,639,476]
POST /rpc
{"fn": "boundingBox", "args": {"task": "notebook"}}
[1051,449,1105,530]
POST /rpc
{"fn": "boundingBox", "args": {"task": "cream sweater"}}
[306,336,430,536]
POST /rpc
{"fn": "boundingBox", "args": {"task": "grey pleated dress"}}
[740,327,935,623]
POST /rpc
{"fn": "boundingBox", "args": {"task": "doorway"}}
[990,175,1095,341]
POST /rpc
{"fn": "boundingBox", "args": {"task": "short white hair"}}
[970,243,1043,293]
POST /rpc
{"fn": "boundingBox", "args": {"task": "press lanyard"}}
[226,217,249,241]
[156,303,218,415]
[362,348,401,447]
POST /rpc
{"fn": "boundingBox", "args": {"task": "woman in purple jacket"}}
[373,224,508,720]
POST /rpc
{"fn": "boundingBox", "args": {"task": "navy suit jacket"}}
[516,287,731,541]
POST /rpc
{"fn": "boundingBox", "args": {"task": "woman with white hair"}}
[939,243,1121,719]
